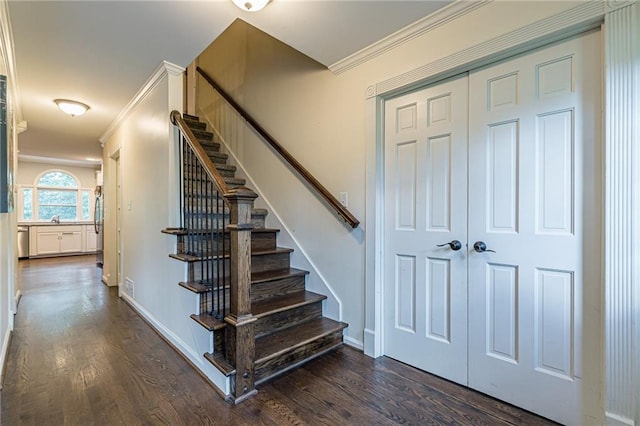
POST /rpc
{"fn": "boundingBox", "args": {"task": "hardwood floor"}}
[1,256,555,425]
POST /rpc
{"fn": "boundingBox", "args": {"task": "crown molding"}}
[371,0,605,98]
[99,60,184,144]
[18,154,102,168]
[0,0,24,124]
[328,0,491,75]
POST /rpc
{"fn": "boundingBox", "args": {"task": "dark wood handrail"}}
[196,66,360,229]
[171,110,230,196]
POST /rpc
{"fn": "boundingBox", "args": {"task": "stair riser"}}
[190,129,214,141]
[185,120,206,130]
[255,303,323,339]
[252,252,290,274]
[251,275,306,302]
[178,232,277,255]
[179,216,266,233]
[186,153,227,164]
[189,250,288,276]
[254,332,343,384]
[189,260,229,283]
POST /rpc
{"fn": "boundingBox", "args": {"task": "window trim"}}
[19,169,94,222]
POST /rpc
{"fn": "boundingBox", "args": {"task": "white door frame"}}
[363,2,639,425]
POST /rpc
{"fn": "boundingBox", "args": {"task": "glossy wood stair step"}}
[251,268,308,301]
[183,175,246,189]
[169,247,293,264]
[190,128,214,141]
[204,352,236,377]
[253,291,325,339]
[252,290,324,318]
[162,226,276,237]
[184,118,206,130]
[190,313,225,332]
[254,317,347,384]
[183,113,200,121]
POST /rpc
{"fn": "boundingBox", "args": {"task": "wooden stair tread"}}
[170,247,293,263]
[204,352,236,377]
[163,227,279,236]
[252,290,325,318]
[190,128,214,140]
[255,317,347,363]
[251,268,308,283]
[183,113,200,121]
[179,267,305,292]
[190,313,225,331]
[179,281,209,293]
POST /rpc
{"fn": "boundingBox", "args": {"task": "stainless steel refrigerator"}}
[94,185,104,267]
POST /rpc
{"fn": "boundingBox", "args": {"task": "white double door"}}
[383,31,601,425]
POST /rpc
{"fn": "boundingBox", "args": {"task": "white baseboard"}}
[101,274,109,286]
[343,335,364,351]
[12,290,21,314]
[606,412,635,426]
[0,326,12,390]
[118,292,228,393]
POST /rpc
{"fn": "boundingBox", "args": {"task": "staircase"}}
[164,113,347,403]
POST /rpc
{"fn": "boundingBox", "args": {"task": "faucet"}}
[51,215,60,223]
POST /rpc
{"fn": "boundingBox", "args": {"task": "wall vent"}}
[125,277,134,298]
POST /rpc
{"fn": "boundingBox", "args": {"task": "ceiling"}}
[8,0,453,167]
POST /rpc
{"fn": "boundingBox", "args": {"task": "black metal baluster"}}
[222,194,227,319]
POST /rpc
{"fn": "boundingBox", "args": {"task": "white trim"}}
[0,327,11,390]
[0,0,23,124]
[343,335,364,352]
[329,0,490,74]
[119,291,229,394]
[99,61,184,144]
[18,154,101,169]
[604,3,639,424]
[370,1,605,98]
[365,0,609,364]
[606,412,636,426]
[198,113,344,323]
[12,289,20,314]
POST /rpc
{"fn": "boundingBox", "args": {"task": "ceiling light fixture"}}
[54,99,90,117]
[231,0,270,12]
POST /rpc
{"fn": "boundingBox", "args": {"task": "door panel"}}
[467,32,601,425]
[384,76,469,386]
[383,31,600,425]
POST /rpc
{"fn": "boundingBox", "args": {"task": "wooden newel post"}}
[223,187,258,404]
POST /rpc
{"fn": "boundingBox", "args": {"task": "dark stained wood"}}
[251,268,307,301]
[170,110,230,196]
[2,256,557,425]
[190,313,225,331]
[195,67,360,229]
[224,187,259,402]
[250,248,293,274]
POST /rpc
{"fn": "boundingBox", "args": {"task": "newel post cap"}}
[224,187,258,202]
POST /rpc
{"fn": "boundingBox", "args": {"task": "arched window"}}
[20,170,92,222]
[37,171,78,220]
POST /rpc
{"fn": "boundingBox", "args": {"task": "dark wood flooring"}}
[1,255,555,425]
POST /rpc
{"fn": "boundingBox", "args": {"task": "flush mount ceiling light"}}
[231,0,270,12]
[54,99,90,117]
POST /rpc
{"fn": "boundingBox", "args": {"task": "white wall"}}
[195,1,580,347]
[16,161,97,189]
[101,62,228,392]
[0,0,21,386]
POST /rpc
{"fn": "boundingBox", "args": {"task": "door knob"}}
[437,240,462,251]
[473,241,496,253]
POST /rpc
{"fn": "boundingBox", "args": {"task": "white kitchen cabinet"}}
[32,225,83,256]
[85,225,97,252]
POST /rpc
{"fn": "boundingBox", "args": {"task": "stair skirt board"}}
[167,114,347,401]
